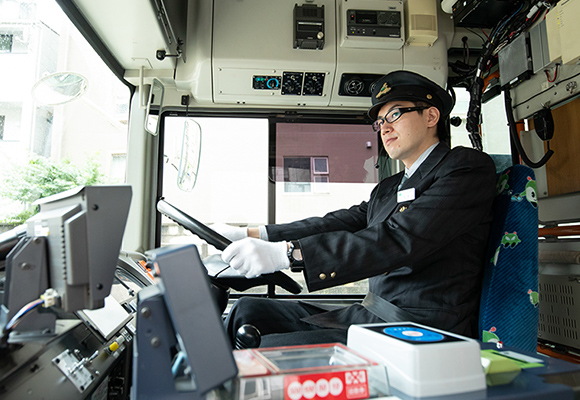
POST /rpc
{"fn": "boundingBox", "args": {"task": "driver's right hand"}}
[211,223,248,241]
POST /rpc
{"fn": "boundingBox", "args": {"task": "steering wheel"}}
[157,199,302,294]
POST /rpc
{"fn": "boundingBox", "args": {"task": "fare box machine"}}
[347,322,580,400]
[348,323,486,398]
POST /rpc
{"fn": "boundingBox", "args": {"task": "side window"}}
[0,0,130,228]
[284,156,330,193]
[450,87,512,171]
[275,122,377,294]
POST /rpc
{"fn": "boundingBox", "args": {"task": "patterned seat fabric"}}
[479,164,539,352]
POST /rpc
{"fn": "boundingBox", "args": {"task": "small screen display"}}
[356,11,377,25]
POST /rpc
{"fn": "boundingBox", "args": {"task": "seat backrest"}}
[479,164,539,352]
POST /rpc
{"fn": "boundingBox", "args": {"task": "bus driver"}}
[216,70,497,347]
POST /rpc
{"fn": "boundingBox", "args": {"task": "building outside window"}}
[284,156,330,193]
[0,115,5,139]
[0,33,13,52]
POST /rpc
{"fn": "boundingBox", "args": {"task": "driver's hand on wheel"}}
[211,223,248,241]
[222,238,290,278]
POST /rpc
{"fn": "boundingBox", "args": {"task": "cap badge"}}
[376,83,392,99]
[426,94,433,100]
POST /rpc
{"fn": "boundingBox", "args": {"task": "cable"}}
[545,64,559,83]
[466,28,486,45]
[465,0,550,151]
[480,28,490,41]
[504,89,553,168]
[4,298,44,331]
[213,265,231,278]
[462,36,470,64]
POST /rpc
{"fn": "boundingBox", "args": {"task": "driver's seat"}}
[478,164,539,352]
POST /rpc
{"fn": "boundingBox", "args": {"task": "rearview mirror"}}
[145,78,164,135]
[31,72,88,105]
[177,118,202,191]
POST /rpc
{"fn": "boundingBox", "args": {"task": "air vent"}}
[538,274,580,350]
[405,0,438,46]
[411,15,436,32]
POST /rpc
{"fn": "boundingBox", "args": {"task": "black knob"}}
[235,324,261,349]
[450,116,462,127]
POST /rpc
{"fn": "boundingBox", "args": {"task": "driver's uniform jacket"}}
[266,143,496,338]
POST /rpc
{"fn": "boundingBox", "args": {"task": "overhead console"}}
[176,0,451,111]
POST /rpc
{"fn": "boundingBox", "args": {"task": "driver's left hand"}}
[221,238,289,278]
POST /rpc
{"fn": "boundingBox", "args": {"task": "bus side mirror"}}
[145,78,164,136]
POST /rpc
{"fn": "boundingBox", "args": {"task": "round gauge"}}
[344,78,364,96]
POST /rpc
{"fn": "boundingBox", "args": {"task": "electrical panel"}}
[529,20,550,74]
[339,0,405,50]
[205,0,447,108]
[498,33,532,89]
[253,76,282,90]
[346,9,402,38]
[294,4,325,50]
[540,1,580,66]
[557,0,580,65]
[281,72,304,95]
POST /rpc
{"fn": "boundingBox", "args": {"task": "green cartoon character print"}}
[501,231,521,248]
[528,289,539,307]
[496,171,510,195]
[511,176,537,208]
[482,327,501,344]
[522,177,537,208]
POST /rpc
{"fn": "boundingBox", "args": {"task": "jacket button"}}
[330,272,336,278]
[319,273,326,280]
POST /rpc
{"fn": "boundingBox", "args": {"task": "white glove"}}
[221,237,290,279]
[211,223,248,241]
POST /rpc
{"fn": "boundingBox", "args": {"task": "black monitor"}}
[134,245,238,398]
[26,185,132,312]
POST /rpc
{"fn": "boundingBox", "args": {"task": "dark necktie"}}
[398,173,409,190]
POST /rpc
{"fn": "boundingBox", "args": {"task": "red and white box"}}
[231,343,390,400]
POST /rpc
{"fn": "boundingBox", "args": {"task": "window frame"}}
[156,110,373,301]
[312,156,329,174]
[156,101,515,300]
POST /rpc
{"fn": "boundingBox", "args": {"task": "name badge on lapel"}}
[397,188,415,203]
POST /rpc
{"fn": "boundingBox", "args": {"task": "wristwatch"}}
[287,240,305,272]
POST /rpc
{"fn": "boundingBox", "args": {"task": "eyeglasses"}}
[372,106,429,133]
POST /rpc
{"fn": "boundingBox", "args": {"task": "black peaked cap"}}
[368,70,454,120]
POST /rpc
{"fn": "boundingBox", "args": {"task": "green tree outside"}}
[0,156,105,225]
